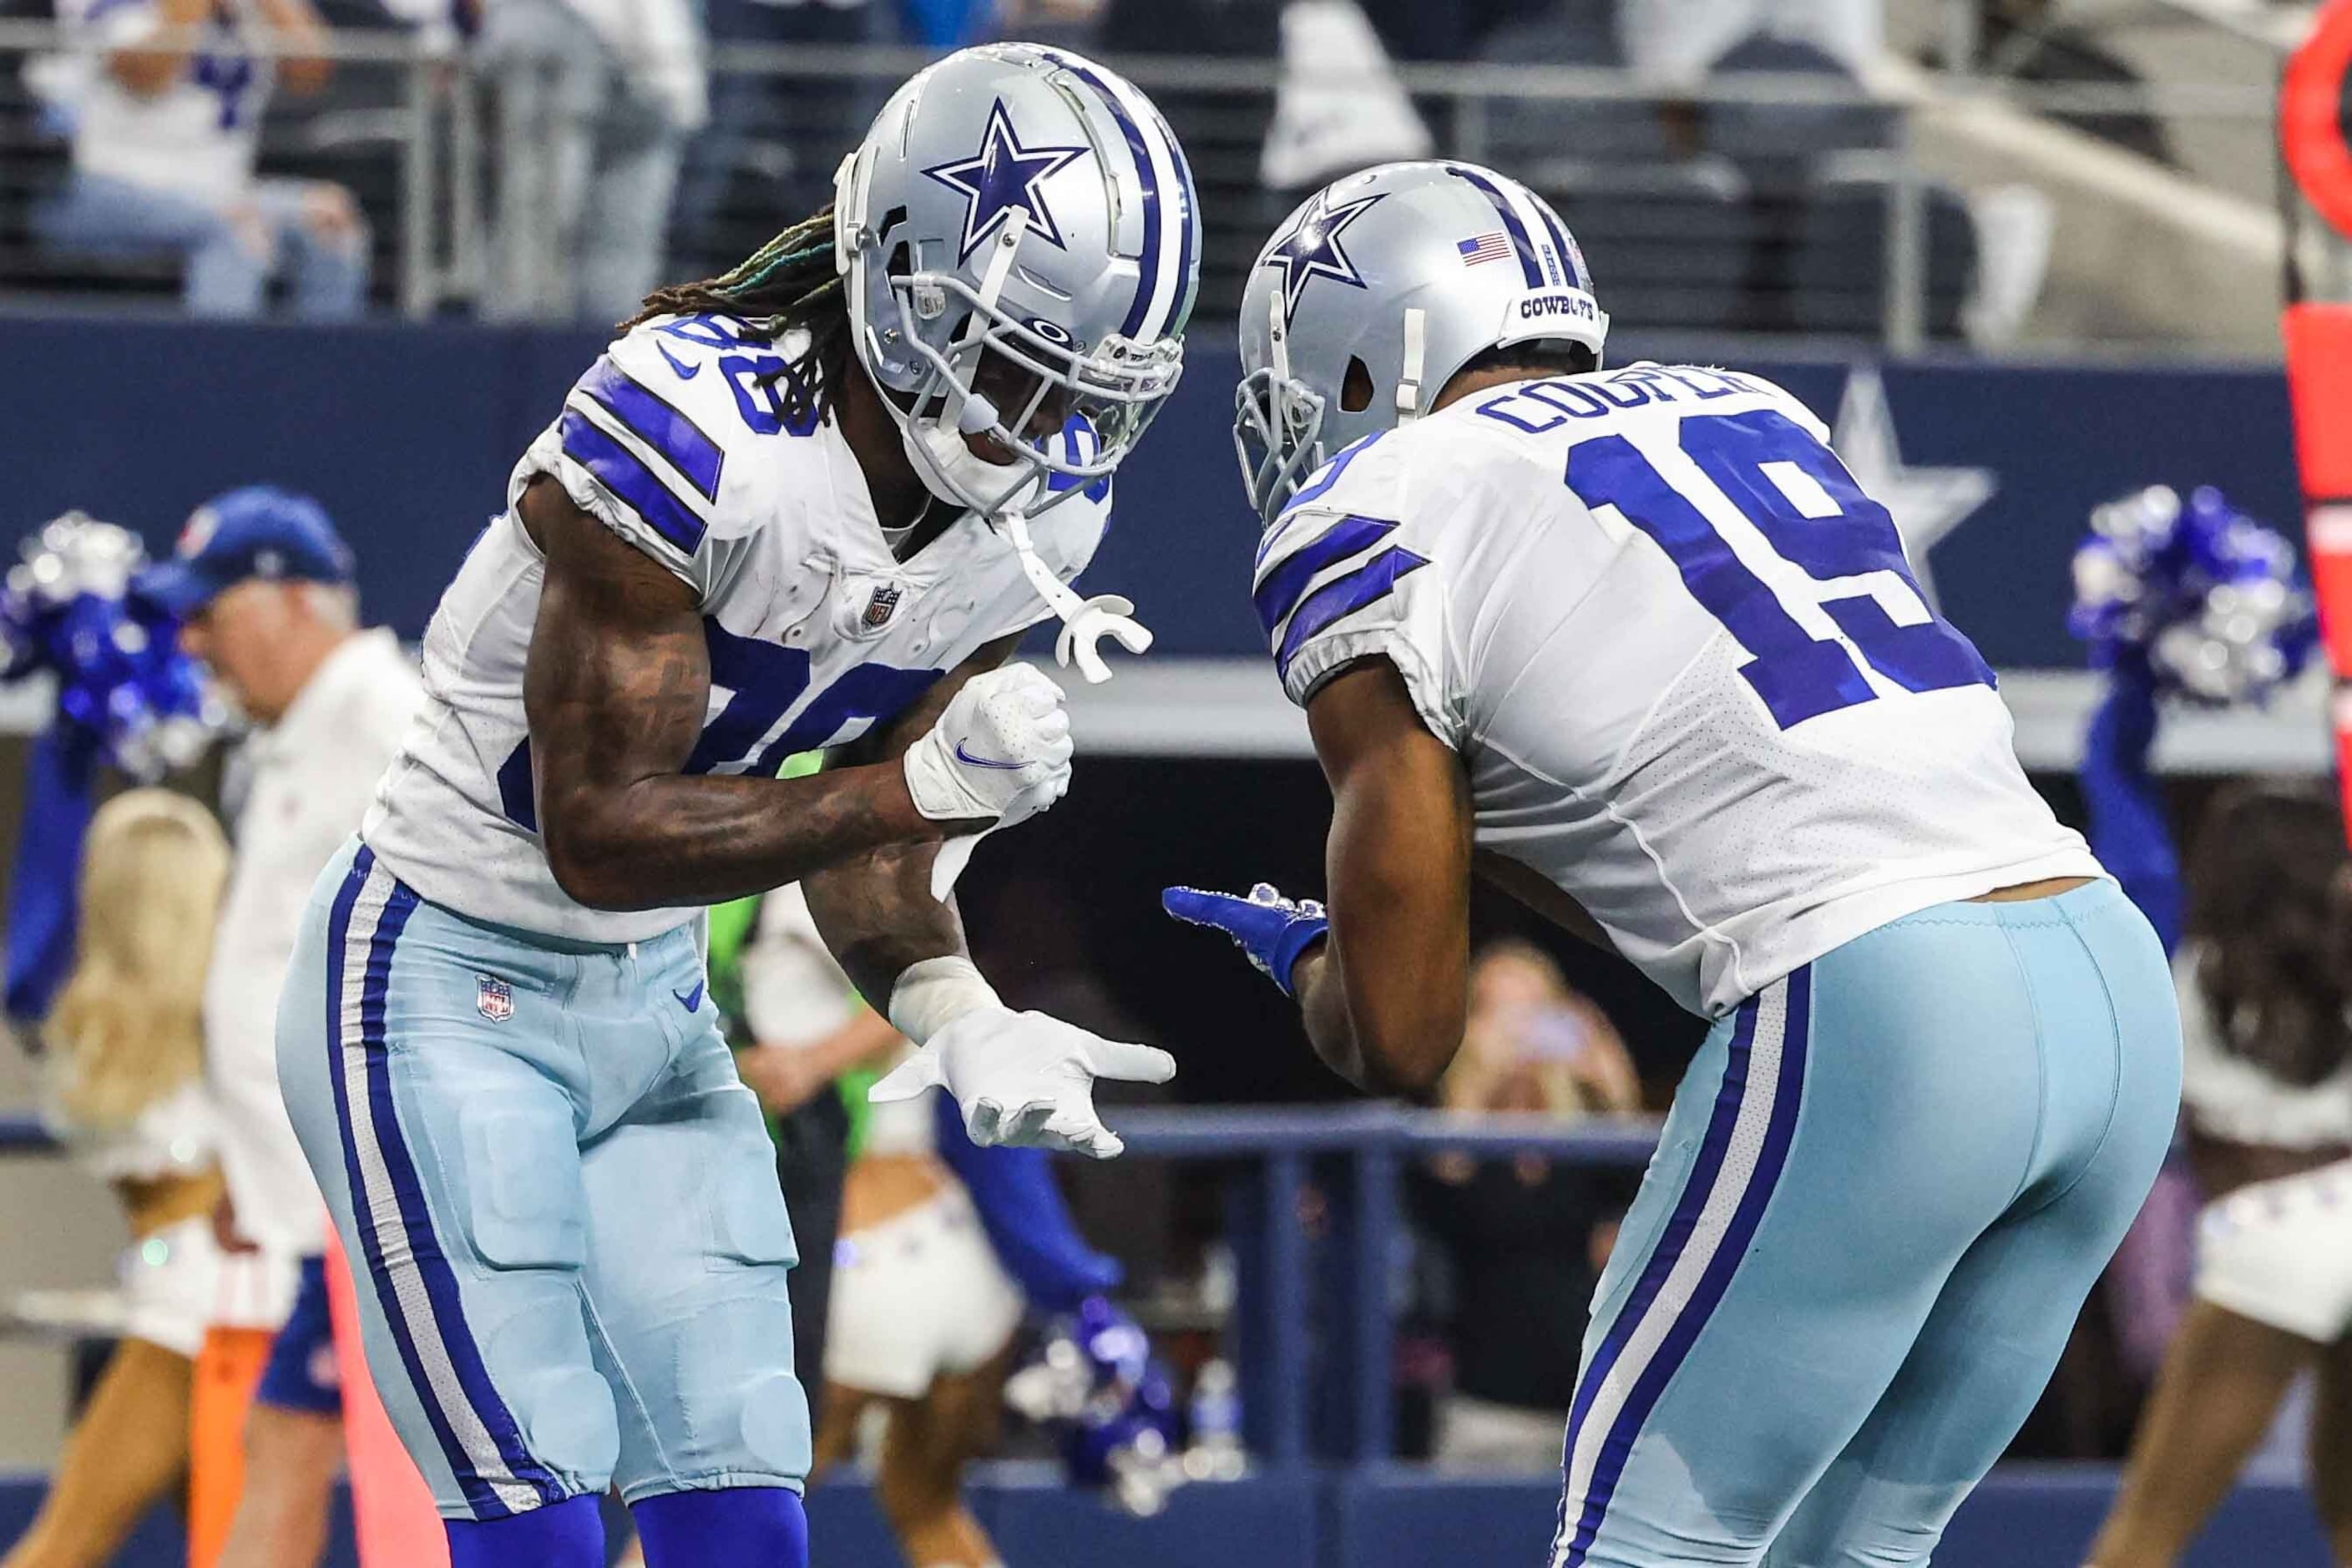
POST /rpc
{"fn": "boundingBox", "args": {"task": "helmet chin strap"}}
[999,505,1153,684]
[1394,306,1428,422]
[917,223,1153,687]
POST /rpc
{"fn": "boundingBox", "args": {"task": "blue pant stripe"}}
[357,877,566,1509]
[1555,969,1813,1566]
[326,847,561,1518]
[326,847,501,1516]
[1553,997,1758,1560]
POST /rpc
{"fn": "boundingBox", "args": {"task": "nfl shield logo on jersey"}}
[475,975,513,1023]
[863,584,903,630]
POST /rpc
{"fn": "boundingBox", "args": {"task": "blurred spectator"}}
[2078,655,2352,1565]
[668,0,891,282]
[1970,0,2171,166]
[1619,0,1883,87]
[1351,0,1554,61]
[1259,0,1429,193]
[480,0,705,322]
[33,0,369,317]
[1410,941,1641,1473]
[5,791,243,1568]
[135,488,430,1568]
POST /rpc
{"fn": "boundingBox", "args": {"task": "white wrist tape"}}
[888,956,1003,1045]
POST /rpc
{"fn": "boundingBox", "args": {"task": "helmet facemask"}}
[1234,289,1340,529]
[863,224,1185,523]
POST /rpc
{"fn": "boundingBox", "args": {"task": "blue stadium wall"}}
[0,1466,2334,1565]
[0,316,2301,672]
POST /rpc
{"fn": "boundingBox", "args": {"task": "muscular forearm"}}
[802,839,972,1010]
[542,761,955,911]
[1292,943,1371,1091]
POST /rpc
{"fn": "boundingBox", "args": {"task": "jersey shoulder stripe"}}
[1253,511,1396,635]
[1276,542,1428,678]
[556,409,708,553]
[574,356,725,500]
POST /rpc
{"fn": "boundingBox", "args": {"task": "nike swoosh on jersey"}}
[674,980,706,1012]
[655,340,701,380]
[953,743,1028,771]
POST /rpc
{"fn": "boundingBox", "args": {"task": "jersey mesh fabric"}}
[1257,364,2101,1016]
[364,314,1110,943]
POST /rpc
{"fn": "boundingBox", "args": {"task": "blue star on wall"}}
[1263,190,1387,326]
[922,99,1091,264]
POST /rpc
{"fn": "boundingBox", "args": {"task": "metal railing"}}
[0,1101,1661,1467]
[0,21,2281,344]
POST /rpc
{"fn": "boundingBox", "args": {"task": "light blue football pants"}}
[1552,879,2181,1568]
[276,840,810,1520]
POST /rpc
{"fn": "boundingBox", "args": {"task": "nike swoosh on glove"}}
[1161,883,1329,998]
[903,664,1074,826]
[867,1007,1176,1160]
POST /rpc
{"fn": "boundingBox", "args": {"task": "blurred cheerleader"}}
[4,790,235,1568]
[2070,493,2352,1567]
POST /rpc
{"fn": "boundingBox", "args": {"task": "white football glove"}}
[903,663,1074,826]
[868,1007,1176,1160]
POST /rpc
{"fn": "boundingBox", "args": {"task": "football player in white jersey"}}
[270,44,1194,1568]
[1166,160,2183,1568]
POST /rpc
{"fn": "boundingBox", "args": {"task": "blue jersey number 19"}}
[1564,408,1993,731]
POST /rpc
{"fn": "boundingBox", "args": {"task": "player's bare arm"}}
[800,631,1176,1159]
[800,630,1024,1005]
[521,477,985,910]
[1289,658,1476,1095]
[1163,657,1474,1097]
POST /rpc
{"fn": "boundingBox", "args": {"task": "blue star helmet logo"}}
[922,99,1092,265]
[1263,190,1387,326]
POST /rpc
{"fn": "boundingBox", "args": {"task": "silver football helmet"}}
[835,43,1201,524]
[1234,161,1610,526]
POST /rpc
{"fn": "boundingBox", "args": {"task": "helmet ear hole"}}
[1341,357,1375,413]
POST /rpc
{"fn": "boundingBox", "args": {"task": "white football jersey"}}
[1256,362,2102,1017]
[365,313,1108,944]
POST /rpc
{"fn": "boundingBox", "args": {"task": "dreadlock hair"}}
[625,206,852,430]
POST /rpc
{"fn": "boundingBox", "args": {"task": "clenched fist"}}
[903,664,1074,827]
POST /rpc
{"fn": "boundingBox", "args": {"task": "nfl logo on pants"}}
[475,975,513,1022]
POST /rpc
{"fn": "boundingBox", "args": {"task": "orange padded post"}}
[322,1227,449,1567]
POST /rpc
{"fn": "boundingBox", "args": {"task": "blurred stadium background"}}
[0,0,2344,1564]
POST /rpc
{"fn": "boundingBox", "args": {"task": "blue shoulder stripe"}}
[1446,164,1545,290]
[1277,547,1431,679]
[1254,513,1395,637]
[1257,432,1389,567]
[577,357,725,500]
[559,411,708,554]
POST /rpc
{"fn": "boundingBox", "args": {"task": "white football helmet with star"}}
[834,43,1201,524]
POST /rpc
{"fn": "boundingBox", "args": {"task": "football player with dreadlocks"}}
[270,44,1197,1568]
[1167,160,2181,1568]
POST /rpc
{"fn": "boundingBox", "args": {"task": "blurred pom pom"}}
[1004,1297,1195,1516]
[0,513,224,780]
[2068,485,2316,706]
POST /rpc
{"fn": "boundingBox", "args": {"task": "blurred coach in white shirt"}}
[138,485,426,1568]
